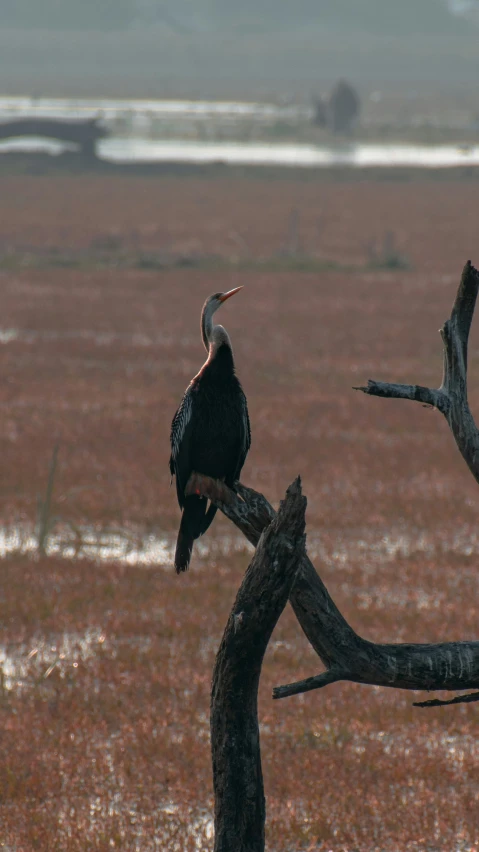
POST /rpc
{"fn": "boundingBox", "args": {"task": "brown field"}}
[0,172,478,850]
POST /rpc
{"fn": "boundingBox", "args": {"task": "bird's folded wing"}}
[234,389,251,480]
[170,387,195,507]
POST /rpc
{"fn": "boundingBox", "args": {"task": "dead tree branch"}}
[413,690,479,708]
[354,260,479,483]
[209,478,306,852]
[185,474,479,702]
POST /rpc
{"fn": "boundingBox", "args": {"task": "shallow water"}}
[0,626,106,691]
[1,135,478,168]
[1,518,479,579]
[0,522,254,567]
[0,95,310,122]
[100,138,479,168]
[0,523,173,566]
[0,95,477,168]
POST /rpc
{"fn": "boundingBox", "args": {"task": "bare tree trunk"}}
[211,479,306,852]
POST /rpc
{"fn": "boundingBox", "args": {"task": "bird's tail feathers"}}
[174,495,214,573]
[174,526,194,573]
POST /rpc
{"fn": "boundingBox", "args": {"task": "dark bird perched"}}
[170,288,251,573]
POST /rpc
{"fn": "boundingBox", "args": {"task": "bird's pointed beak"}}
[219,286,243,303]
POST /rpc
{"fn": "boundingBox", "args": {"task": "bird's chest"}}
[193,382,241,434]
[190,380,243,467]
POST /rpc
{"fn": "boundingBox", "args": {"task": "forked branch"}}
[354,260,479,483]
[186,474,479,703]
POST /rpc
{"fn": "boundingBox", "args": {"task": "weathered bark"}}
[210,478,306,852]
[186,474,479,703]
[355,260,479,484]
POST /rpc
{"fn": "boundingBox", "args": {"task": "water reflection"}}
[1,94,478,168]
[0,627,105,691]
[100,139,479,168]
[0,524,171,565]
[1,521,479,568]
[0,522,253,566]
[1,135,478,168]
[0,95,310,121]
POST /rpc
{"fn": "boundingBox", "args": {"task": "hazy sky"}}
[1,2,479,98]
[2,1,478,32]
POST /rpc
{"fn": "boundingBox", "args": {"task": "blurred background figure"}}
[313,80,361,135]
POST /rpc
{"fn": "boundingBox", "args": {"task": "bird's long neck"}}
[199,310,234,380]
[201,301,214,352]
[199,299,236,380]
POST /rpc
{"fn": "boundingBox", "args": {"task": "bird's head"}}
[205,287,243,315]
[201,287,243,350]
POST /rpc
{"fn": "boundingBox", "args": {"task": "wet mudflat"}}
[0,173,478,849]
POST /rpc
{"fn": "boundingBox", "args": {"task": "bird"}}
[169,287,251,573]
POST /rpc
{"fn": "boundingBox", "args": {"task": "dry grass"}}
[0,173,478,850]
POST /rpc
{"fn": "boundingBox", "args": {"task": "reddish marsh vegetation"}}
[0,173,478,849]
